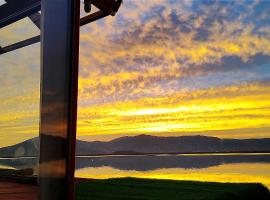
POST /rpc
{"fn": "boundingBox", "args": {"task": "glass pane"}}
[76,0,270,199]
[0,17,39,200]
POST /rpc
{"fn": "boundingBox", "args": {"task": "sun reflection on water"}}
[76,163,270,189]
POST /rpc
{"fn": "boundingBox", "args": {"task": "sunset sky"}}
[0,0,270,147]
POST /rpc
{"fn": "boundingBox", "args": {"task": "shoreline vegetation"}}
[75,177,270,200]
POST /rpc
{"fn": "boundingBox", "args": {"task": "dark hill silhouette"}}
[0,134,270,157]
[0,137,39,157]
[76,134,270,155]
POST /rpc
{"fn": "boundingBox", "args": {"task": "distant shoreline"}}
[76,151,270,157]
[1,151,270,159]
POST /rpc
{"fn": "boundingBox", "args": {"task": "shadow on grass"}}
[75,177,270,200]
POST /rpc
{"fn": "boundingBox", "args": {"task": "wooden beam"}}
[0,35,40,55]
[29,12,41,29]
[0,11,109,55]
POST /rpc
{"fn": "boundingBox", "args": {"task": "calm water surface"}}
[1,153,270,189]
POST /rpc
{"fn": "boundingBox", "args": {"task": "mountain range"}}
[0,134,270,158]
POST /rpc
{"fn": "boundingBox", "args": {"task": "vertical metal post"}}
[39,0,80,199]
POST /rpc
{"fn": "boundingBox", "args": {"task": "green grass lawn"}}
[75,177,270,200]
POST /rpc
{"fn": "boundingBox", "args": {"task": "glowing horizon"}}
[76,82,270,141]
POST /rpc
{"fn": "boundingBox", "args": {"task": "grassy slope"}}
[76,178,270,200]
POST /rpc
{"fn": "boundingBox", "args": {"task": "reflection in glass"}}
[0,21,40,199]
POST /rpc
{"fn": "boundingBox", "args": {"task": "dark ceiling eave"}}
[0,0,41,29]
[0,0,122,55]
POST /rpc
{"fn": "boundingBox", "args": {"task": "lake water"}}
[1,153,270,189]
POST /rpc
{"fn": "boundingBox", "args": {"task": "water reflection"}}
[76,163,270,189]
[0,157,37,170]
[76,154,270,171]
[2,154,270,171]
[1,154,270,188]
[76,154,270,189]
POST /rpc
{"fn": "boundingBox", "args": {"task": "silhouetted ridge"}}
[0,137,39,157]
[0,135,270,157]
